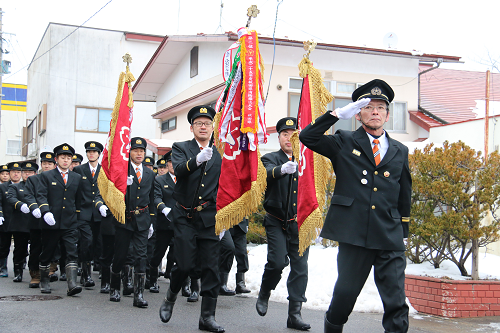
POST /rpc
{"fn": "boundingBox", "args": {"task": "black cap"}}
[54,143,75,156]
[84,141,104,153]
[0,165,8,172]
[72,154,84,163]
[143,156,154,166]
[22,162,39,172]
[130,137,147,151]
[157,158,167,167]
[164,151,172,162]
[40,152,55,163]
[187,105,216,124]
[352,79,394,103]
[7,162,22,171]
[276,117,298,133]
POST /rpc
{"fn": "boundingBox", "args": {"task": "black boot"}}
[149,265,159,293]
[219,272,235,296]
[181,277,191,297]
[59,263,67,281]
[145,267,151,289]
[159,288,177,323]
[187,278,200,302]
[199,296,225,332]
[0,258,7,277]
[324,314,343,333]
[256,288,271,316]
[48,262,58,282]
[13,263,23,282]
[39,264,51,294]
[121,265,134,296]
[100,266,110,294]
[66,262,83,296]
[81,261,95,288]
[109,270,121,302]
[287,301,311,330]
[235,273,250,294]
[133,273,148,308]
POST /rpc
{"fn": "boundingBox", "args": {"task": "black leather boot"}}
[48,262,58,282]
[39,264,51,294]
[109,270,121,302]
[287,301,311,330]
[145,267,151,289]
[149,265,159,293]
[256,288,271,316]
[133,273,148,308]
[324,314,343,333]
[13,263,23,282]
[159,288,177,323]
[181,277,191,297]
[235,273,250,294]
[219,272,235,296]
[66,262,83,296]
[81,261,95,288]
[100,265,110,294]
[187,278,200,302]
[199,296,225,332]
[0,258,7,277]
[59,263,67,281]
[121,265,134,296]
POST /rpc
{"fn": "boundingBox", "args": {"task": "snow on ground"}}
[221,244,500,315]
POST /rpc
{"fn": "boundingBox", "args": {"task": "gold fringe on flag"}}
[291,57,333,255]
[97,66,135,224]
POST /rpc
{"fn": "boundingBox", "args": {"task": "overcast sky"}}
[3,0,500,85]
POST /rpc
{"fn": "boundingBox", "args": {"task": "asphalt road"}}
[1,263,500,332]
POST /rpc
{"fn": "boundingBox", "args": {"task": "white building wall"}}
[0,109,25,162]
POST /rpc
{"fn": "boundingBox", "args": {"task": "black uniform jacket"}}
[7,181,39,232]
[171,138,221,228]
[36,168,83,230]
[261,150,299,238]
[0,181,13,232]
[154,173,176,231]
[73,163,102,222]
[299,112,412,251]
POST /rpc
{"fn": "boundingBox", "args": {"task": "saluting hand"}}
[32,208,42,219]
[196,146,213,165]
[44,212,56,226]
[20,204,30,214]
[331,98,371,120]
[99,205,108,217]
[0,217,3,226]
[281,161,298,175]
[162,207,171,218]
[127,175,134,186]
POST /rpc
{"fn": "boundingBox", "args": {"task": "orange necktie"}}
[373,139,381,166]
[92,170,95,178]
[174,176,176,183]
[61,172,67,184]
[136,168,141,183]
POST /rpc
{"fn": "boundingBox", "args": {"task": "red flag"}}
[97,67,135,224]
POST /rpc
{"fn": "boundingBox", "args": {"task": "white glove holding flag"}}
[148,225,154,239]
[32,208,42,219]
[99,205,108,217]
[332,98,371,120]
[127,175,134,186]
[196,147,213,165]
[162,207,171,218]
[44,212,56,226]
[281,161,298,175]
[0,217,3,225]
[20,204,30,214]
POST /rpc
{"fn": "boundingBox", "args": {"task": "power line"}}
[264,0,283,105]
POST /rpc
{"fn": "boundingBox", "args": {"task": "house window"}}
[27,118,35,143]
[190,46,199,78]
[7,140,21,155]
[385,102,407,132]
[161,116,177,133]
[336,82,356,95]
[75,107,112,133]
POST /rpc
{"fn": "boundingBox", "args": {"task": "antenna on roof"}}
[383,32,398,49]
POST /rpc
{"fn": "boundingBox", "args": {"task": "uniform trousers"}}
[28,229,42,271]
[0,231,13,259]
[40,229,79,265]
[219,225,249,274]
[170,206,220,298]
[78,219,93,262]
[149,229,175,268]
[90,221,102,265]
[100,234,115,268]
[111,226,148,274]
[326,242,408,333]
[12,232,30,265]
[261,215,309,302]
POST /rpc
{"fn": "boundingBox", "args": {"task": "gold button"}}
[137,197,139,199]
[201,184,204,187]
[138,187,140,190]
[293,203,296,206]
[92,184,94,186]
[294,191,296,193]
[373,188,377,192]
[199,196,202,199]
[92,192,95,194]
[372,205,376,210]
[65,189,67,191]
[63,207,65,209]
[63,198,66,200]
[294,178,297,181]
[204,172,207,175]
[374,171,378,175]
[93,200,95,202]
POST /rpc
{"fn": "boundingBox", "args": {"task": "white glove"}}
[20,204,30,214]
[196,147,213,165]
[0,217,3,225]
[162,207,171,218]
[148,225,154,239]
[127,175,134,186]
[32,208,42,219]
[44,212,56,226]
[219,229,226,240]
[281,161,298,175]
[99,205,108,217]
[332,98,371,120]
[403,238,408,246]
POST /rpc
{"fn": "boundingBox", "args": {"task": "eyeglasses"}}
[192,121,213,128]
[362,105,387,112]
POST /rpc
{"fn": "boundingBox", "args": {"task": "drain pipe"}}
[418,58,443,107]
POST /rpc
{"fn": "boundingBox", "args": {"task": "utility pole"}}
[485,70,491,163]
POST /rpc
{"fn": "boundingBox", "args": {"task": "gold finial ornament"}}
[246,5,260,27]
[123,53,133,69]
[303,40,317,59]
